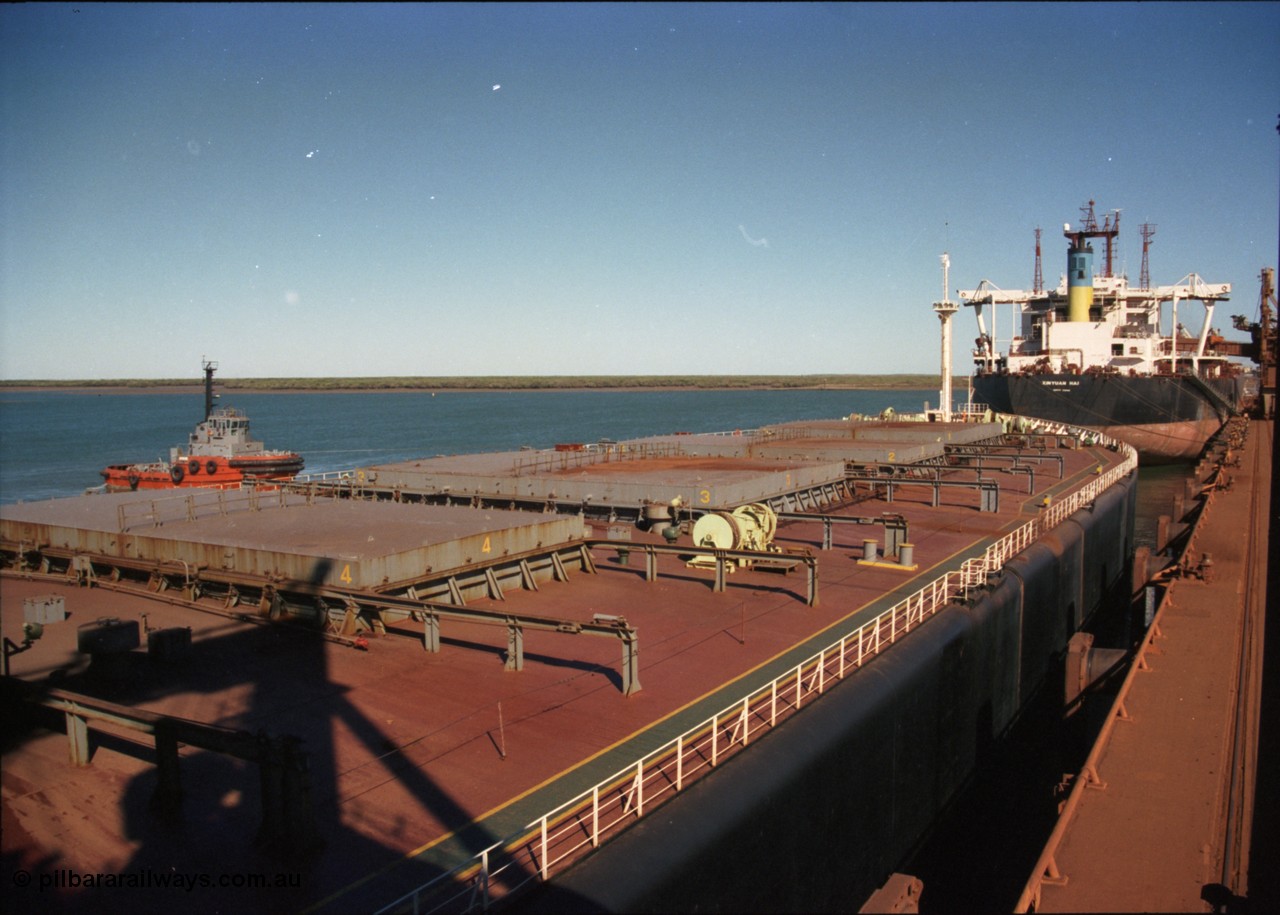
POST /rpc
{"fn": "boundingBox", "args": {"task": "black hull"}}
[972,373,1237,462]
[527,475,1138,912]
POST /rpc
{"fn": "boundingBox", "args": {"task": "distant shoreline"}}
[0,375,962,396]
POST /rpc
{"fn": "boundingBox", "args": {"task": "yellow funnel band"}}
[1068,285,1093,322]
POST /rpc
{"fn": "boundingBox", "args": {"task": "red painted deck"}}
[1,434,1126,912]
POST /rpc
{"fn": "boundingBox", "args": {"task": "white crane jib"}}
[956,280,1039,372]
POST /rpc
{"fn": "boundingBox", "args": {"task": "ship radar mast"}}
[1066,199,1121,278]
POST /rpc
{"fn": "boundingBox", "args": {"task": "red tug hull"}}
[100,454,303,492]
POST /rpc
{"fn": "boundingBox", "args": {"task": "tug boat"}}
[100,361,304,492]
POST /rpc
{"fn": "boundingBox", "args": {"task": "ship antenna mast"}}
[1102,209,1120,278]
[1072,199,1121,279]
[1139,223,1156,290]
[202,358,218,421]
[1033,227,1044,294]
[1075,203,1126,278]
[1079,200,1099,233]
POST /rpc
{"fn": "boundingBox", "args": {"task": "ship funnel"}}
[1065,235,1094,322]
[202,359,218,420]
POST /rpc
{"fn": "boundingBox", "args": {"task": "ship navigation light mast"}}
[1033,227,1044,295]
[933,253,959,422]
[1139,223,1157,290]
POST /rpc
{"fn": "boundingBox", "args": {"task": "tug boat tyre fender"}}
[207,460,218,475]
[170,464,185,484]
[188,461,200,475]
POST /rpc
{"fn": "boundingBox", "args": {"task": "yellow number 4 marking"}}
[482,536,492,554]
[340,564,352,584]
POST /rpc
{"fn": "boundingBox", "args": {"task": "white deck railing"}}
[374,416,1137,914]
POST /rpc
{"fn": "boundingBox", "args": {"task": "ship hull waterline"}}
[100,457,303,492]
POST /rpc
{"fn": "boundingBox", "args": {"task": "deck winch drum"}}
[691,503,777,551]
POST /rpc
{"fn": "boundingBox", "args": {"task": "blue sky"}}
[2,2,1277,380]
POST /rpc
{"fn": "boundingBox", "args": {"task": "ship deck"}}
[0,419,1130,912]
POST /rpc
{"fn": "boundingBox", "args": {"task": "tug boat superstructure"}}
[100,360,303,491]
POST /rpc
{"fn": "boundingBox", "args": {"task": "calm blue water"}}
[0,388,938,504]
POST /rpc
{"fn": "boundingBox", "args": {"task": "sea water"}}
[0,388,938,504]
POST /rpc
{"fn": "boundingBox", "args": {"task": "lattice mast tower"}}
[1033,227,1044,295]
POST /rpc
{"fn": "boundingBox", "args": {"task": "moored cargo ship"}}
[959,202,1246,462]
[99,360,304,491]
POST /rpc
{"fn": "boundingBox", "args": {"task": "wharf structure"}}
[2,414,1138,912]
[1017,416,1273,913]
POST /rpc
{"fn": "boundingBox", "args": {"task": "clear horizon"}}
[3,2,1278,380]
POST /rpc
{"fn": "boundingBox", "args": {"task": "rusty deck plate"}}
[1,492,584,591]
